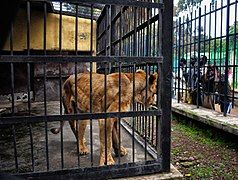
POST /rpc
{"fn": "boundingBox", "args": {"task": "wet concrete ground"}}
[0,101,153,173]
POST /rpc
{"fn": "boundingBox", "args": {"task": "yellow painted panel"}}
[3,8,96,52]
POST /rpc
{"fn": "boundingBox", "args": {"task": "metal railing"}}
[173,0,238,116]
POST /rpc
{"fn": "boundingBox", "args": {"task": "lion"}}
[50,69,158,166]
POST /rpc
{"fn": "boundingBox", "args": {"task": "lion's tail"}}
[51,77,75,134]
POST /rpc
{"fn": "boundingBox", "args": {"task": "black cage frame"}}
[0,0,172,179]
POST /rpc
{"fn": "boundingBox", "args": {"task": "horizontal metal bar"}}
[34,0,164,9]
[0,55,163,64]
[17,159,162,179]
[0,110,162,125]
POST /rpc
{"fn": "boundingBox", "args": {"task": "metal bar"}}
[44,2,47,55]
[224,0,230,116]
[118,62,122,164]
[12,125,18,172]
[161,0,172,172]
[27,1,30,55]
[104,62,107,165]
[17,159,163,179]
[90,4,94,167]
[177,17,181,103]
[42,0,49,171]
[59,1,64,168]
[74,4,80,167]
[43,63,49,171]
[232,1,237,107]
[10,63,15,115]
[0,56,163,64]
[30,0,164,8]
[0,110,162,125]
[196,8,201,108]
[144,64,148,161]
[75,5,78,55]
[27,63,34,172]
[132,64,136,163]
[10,21,13,55]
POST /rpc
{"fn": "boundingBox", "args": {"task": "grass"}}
[172,117,238,179]
[172,117,238,149]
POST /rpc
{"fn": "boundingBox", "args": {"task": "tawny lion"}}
[51,69,158,166]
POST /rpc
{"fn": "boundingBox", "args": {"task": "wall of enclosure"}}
[0,0,172,179]
[173,0,238,116]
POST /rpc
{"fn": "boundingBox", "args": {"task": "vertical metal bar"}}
[10,21,14,115]
[58,1,64,169]
[118,62,121,164]
[219,1,223,77]
[75,5,78,55]
[10,21,13,55]
[132,64,136,163]
[224,0,230,116]
[27,63,35,172]
[189,12,193,95]
[144,64,148,161]
[26,1,34,171]
[104,62,107,165]
[177,17,181,103]
[132,7,137,163]
[43,1,49,171]
[90,4,94,167]
[196,8,201,108]
[209,4,211,65]
[161,0,172,171]
[214,3,217,67]
[75,4,80,167]
[44,2,47,55]
[12,125,18,172]
[181,17,185,99]
[27,1,30,55]
[232,1,237,107]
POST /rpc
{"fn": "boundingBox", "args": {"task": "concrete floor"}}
[0,101,153,173]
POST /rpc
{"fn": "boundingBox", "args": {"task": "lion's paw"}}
[79,147,89,155]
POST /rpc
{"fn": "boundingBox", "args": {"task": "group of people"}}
[173,55,232,114]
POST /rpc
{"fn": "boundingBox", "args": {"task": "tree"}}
[229,21,238,49]
[176,0,203,16]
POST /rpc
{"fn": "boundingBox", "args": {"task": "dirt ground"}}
[171,119,238,179]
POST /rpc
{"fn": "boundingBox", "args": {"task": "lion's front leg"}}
[77,120,89,155]
[69,120,89,155]
[112,121,127,157]
[98,119,114,166]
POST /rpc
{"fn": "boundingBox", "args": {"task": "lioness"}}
[51,69,158,166]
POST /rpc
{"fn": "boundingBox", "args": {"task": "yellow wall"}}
[3,9,96,52]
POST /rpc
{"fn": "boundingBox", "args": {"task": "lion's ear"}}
[149,73,157,85]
